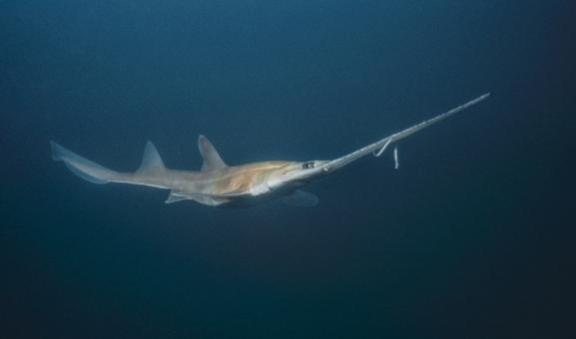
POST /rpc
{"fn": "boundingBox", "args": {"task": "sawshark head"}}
[196,134,329,195]
[264,160,331,193]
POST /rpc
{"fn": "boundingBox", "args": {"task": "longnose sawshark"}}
[51,93,490,207]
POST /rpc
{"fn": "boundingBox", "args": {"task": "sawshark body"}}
[51,93,490,207]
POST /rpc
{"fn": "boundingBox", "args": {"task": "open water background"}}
[1,1,574,338]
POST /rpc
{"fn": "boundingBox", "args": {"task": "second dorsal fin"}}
[198,135,227,171]
[137,141,165,173]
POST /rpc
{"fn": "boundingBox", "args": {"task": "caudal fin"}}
[50,141,120,184]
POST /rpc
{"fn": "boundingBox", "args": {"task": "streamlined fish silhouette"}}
[51,93,490,207]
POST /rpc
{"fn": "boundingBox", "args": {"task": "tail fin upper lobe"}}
[50,141,119,184]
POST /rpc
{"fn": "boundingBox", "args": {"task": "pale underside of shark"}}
[51,93,490,207]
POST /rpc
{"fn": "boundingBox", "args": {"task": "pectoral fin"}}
[165,192,190,204]
[281,190,319,207]
[165,191,228,206]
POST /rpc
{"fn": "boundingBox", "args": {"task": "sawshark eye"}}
[302,161,314,169]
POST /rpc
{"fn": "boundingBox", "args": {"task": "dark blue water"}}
[1,1,574,338]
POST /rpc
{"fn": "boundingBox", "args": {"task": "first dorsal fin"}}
[198,135,227,171]
[137,141,165,173]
